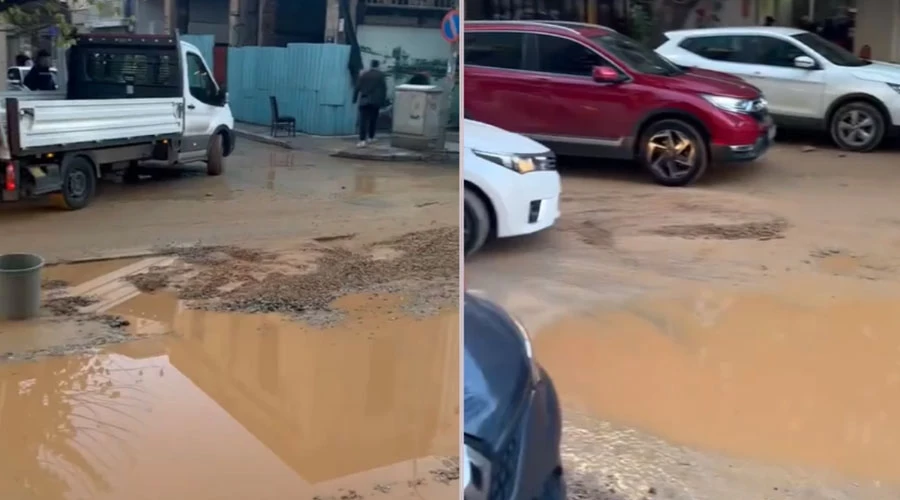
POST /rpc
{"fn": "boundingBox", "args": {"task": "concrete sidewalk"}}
[234,122,459,164]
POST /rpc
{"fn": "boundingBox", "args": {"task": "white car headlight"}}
[472,150,543,174]
[702,94,754,113]
[887,83,900,94]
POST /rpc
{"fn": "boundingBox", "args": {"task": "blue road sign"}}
[441,10,460,43]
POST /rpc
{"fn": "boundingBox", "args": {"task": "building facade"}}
[463,0,856,45]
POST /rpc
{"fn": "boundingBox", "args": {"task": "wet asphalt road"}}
[0,141,458,262]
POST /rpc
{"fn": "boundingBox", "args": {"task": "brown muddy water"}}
[0,292,459,500]
[535,281,900,483]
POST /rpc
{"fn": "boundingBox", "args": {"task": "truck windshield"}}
[792,32,871,67]
[591,32,684,76]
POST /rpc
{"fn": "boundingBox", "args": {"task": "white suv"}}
[658,26,900,152]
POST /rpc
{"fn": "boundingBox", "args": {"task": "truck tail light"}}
[4,163,15,192]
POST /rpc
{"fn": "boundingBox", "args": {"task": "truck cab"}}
[1,34,235,210]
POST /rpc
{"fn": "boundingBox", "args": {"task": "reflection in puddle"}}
[535,288,900,481]
[0,293,459,500]
[42,258,143,288]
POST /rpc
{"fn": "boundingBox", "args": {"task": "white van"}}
[463,119,561,255]
[0,33,235,210]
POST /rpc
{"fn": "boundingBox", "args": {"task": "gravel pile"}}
[182,227,458,316]
[125,269,170,292]
[45,296,98,316]
[162,245,273,265]
[649,218,788,241]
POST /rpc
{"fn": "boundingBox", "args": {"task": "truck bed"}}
[0,92,184,155]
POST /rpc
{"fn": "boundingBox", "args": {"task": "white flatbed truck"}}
[0,33,235,210]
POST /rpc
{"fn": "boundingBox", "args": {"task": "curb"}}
[234,129,294,150]
[331,149,426,162]
[331,150,459,165]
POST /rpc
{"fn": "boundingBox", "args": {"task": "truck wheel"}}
[207,134,224,176]
[638,119,709,187]
[829,101,885,152]
[50,156,97,210]
[464,188,491,256]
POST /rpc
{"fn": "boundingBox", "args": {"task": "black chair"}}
[269,96,296,137]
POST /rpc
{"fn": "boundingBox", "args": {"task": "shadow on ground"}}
[555,155,765,188]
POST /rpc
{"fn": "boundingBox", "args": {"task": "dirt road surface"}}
[0,143,460,500]
[0,141,457,262]
[467,141,900,499]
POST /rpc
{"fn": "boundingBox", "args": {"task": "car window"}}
[84,51,177,86]
[592,32,683,76]
[792,32,870,67]
[679,35,750,63]
[186,52,218,104]
[465,32,524,70]
[536,35,611,76]
[750,36,809,67]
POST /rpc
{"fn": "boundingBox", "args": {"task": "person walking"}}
[353,60,388,148]
[24,50,57,91]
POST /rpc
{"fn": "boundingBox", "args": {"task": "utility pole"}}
[229,0,241,46]
[163,0,174,35]
[435,42,457,155]
[435,6,459,156]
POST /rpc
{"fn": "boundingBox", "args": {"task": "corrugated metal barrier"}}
[226,44,357,136]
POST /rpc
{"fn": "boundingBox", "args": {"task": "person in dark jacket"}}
[24,50,56,91]
[15,53,31,67]
[353,59,388,147]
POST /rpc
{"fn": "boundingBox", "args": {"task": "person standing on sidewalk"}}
[24,50,57,91]
[353,60,388,148]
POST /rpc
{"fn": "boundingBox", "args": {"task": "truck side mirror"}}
[215,86,228,106]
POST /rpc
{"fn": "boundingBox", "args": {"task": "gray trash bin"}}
[0,253,44,320]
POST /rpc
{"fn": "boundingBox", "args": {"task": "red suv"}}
[465,21,776,186]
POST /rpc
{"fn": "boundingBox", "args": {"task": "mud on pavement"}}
[1,226,457,362]
[467,145,900,500]
[0,225,459,499]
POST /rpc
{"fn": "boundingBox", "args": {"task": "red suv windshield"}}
[591,32,685,76]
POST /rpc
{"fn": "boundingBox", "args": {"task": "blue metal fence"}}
[226,44,357,136]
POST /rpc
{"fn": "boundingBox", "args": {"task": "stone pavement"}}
[234,122,459,164]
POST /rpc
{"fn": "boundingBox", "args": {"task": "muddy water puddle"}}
[42,258,144,288]
[535,284,900,482]
[0,292,459,500]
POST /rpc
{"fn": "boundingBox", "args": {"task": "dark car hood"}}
[464,293,531,442]
[644,69,760,99]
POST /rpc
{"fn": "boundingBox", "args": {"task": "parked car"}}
[463,118,561,255]
[465,21,775,187]
[6,66,58,91]
[464,292,565,500]
[1,34,234,210]
[657,26,900,152]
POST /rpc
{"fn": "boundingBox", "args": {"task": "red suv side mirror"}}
[592,66,622,83]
